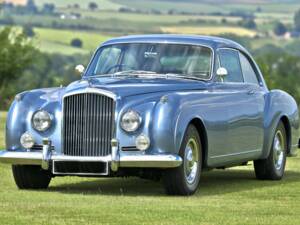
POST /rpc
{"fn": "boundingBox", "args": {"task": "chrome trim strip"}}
[119,154,182,168]
[85,42,215,81]
[0,151,43,165]
[63,88,116,100]
[52,155,111,162]
[0,151,182,169]
[210,149,261,159]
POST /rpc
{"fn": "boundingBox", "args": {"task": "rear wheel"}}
[163,124,202,195]
[12,165,52,189]
[254,121,287,180]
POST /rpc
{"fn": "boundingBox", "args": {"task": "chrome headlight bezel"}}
[121,110,142,133]
[32,110,52,132]
[20,132,35,149]
[136,134,150,151]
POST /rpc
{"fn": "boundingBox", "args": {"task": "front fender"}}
[152,93,205,155]
[6,88,64,152]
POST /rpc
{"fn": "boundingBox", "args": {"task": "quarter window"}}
[218,49,244,83]
[239,53,259,85]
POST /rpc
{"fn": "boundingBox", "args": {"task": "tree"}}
[71,38,83,48]
[22,25,35,37]
[274,22,287,36]
[221,18,227,24]
[0,27,36,106]
[26,0,38,14]
[256,6,262,13]
[294,9,300,32]
[88,2,98,11]
[256,53,300,105]
[42,3,55,14]
[73,4,80,9]
[238,18,257,29]
[219,33,252,50]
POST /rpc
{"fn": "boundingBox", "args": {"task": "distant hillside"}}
[4,0,299,7]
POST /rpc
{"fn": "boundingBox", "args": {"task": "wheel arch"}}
[189,118,208,167]
[261,89,299,159]
[280,115,292,155]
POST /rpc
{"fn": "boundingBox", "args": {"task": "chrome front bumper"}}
[0,139,182,172]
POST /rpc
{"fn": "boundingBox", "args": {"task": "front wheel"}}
[12,165,52,189]
[163,124,202,195]
[254,121,287,180]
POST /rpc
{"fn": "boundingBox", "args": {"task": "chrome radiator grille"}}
[63,93,115,156]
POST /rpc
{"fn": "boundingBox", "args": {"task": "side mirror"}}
[75,64,85,76]
[216,67,228,82]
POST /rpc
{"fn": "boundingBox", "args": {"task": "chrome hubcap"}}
[273,130,284,171]
[184,138,199,184]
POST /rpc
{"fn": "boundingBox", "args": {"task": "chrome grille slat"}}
[63,93,114,157]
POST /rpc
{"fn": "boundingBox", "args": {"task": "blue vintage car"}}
[0,35,299,195]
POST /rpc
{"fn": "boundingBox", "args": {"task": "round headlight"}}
[20,132,35,149]
[121,110,141,132]
[32,110,52,132]
[136,134,150,151]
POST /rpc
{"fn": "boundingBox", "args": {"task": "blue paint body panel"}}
[5,35,299,169]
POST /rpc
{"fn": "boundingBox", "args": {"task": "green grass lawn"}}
[0,112,299,225]
[34,28,113,54]
[0,112,6,148]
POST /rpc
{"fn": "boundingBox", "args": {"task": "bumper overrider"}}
[0,138,182,175]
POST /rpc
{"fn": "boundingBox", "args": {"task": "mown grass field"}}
[63,10,241,24]
[34,28,113,54]
[161,26,257,37]
[0,112,299,225]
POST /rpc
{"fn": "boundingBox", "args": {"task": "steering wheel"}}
[105,64,135,74]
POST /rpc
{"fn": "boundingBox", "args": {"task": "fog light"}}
[136,134,150,151]
[20,132,35,149]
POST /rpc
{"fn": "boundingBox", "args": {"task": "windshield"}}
[85,43,213,80]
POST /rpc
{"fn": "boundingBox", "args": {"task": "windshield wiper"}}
[165,73,203,81]
[87,70,157,78]
[89,71,204,81]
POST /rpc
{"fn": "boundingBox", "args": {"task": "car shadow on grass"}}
[47,168,300,197]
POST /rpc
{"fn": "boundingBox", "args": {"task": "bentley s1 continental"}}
[0,35,299,195]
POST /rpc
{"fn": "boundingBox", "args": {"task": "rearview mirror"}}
[216,67,228,82]
[75,64,85,76]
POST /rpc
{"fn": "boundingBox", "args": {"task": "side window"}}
[218,49,243,83]
[239,52,259,85]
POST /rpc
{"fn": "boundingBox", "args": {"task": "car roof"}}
[101,34,248,52]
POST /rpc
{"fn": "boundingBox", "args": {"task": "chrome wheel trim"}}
[273,130,285,171]
[184,138,199,184]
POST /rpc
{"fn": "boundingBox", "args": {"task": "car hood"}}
[65,77,209,98]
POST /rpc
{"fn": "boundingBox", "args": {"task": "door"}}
[209,48,264,165]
